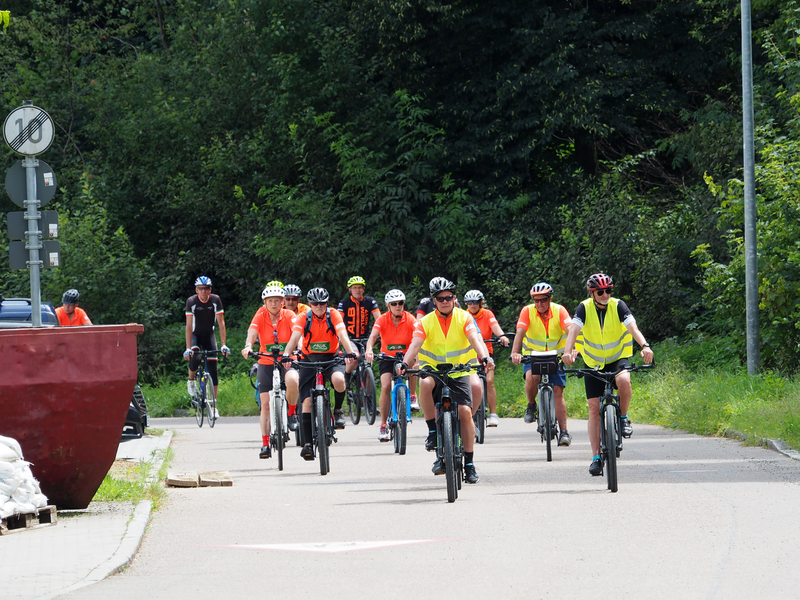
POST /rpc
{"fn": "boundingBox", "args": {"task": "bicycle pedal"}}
[332,435,338,444]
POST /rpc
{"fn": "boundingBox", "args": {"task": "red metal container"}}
[0,324,143,508]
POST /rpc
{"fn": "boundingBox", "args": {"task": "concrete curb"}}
[724,428,800,461]
[53,430,173,599]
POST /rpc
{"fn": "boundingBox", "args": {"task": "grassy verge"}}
[143,373,260,418]
[93,446,174,509]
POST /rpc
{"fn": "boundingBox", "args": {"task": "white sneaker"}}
[410,396,420,411]
[488,413,500,427]
[378,426,390,442]
[214,408,220,419]
[187,380,196,397]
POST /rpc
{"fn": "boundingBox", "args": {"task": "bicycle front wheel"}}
[395,386,407,455]
[362,366,377,425]
[605,405,618,492]
[348,376,362,425]
[474,378,487,444]
[205,376,217,428]
[443,411,457,503]
[541,386,553,462]
[316,395,329,476]
[195,380,204,428]
[274,397,285,471]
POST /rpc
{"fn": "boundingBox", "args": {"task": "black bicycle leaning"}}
[564,362,653,492]
[405,363,473,503]
[292,354,347,476]
[521,351,560,462]
[186,349,222,428]
[346,337,377,425]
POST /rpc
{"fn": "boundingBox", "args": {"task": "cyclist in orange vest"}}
[56,289,92,326]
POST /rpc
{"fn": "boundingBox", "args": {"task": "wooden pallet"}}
[0,505,58,535]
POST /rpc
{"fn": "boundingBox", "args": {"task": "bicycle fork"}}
[600,400,623,457]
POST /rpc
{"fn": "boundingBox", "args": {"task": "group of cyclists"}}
[183,272,654,482]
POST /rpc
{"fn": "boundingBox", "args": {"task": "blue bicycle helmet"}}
[194,276,212,287]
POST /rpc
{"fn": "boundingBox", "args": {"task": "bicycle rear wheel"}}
[541,386,553,462]
[474,378,487,444]
[443,411,457,503]
[605,405,618,492]
[316,395,329,476]
[362,366,377,425]
[348,377,361,425]
[205,375,217,428]
[195,380,204,428]
[274,396,285,471]
[395,386,407,455]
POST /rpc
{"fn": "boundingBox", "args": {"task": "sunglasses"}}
[532,297,550,304]
[197,286,211,291]
[284,296,299,301]
[272,329,279,343]
[465,300,481,305]
[310,301,328,307]
[594,289,611,296]
[434,294,455,303]
[389,301,405,307]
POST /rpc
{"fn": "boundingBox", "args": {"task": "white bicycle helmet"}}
[262,285,286,299]
[429,277,456,295]
[530,282,554,296]
[464,290,484,302]
[307,287,330,303]
[284,284,302,297]
[384,289,406,305]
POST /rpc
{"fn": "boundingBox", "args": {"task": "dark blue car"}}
[0,296,59,327]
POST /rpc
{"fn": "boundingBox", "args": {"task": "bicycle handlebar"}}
[403,363,474,382]
[563,361,654,382]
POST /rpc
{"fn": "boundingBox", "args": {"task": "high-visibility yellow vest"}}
[418,308,476,378]
[575,298,632,368]
[521,303,568,355]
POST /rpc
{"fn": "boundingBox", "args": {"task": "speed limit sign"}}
[3,104,55,156]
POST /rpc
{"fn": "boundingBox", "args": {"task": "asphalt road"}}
[60,414,800,600]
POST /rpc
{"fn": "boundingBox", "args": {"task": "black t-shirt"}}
[337,295,380,338]
[572,299,633,329]
[416,297,435,316]
[185,294,224,336]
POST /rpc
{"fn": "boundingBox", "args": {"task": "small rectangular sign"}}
[8,239,61,269]
[6,211,59,240]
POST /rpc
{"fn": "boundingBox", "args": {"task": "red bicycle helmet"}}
[586,273,614,291]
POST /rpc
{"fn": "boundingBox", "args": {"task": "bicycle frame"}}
[521,351,560,461]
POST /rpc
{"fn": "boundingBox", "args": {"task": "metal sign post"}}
[3,101,56,327]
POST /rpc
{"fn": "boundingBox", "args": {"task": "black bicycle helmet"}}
[62,289,80,304]
[429,277,456,295]
[306,287,330,303]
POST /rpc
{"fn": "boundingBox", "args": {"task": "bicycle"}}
[377,353,412,455]
[292,354,348,476]
[250,351,302,448]
[346,337,377,425]
[564,362,653,492]
[249,346,292,471]
[474,334,514,444]
[187,349,222,428]
[520,350,561,462]
[405,363,473,503]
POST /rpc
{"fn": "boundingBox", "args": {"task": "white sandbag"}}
[0,461,15,477]
[0,476,21,496]
[0,500,16,519]
[32,493,47,509]
[10,501,36,515]
[0,435,23,460]
[0,445,18,462]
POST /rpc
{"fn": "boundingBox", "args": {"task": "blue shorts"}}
[523,362,567,387]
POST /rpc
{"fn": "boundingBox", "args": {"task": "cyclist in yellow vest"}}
[401,277,494,484]
[562,273,654,477]
[510,282,573,447]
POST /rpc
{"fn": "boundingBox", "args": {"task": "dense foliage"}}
[2,0,799,380]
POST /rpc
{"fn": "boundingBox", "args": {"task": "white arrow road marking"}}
[215,539,452,554]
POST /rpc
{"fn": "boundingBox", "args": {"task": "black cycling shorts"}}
[190,334,218,386]
[429,374,472,408]
[584,358,631,399]
[298,353,345,401]
[256,363,292,394]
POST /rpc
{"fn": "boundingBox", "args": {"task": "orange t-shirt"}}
[292,308,346,354]
[250,308,296,365]
[468,308,498,354]
[56,306,91,326]
[372,311,417,356]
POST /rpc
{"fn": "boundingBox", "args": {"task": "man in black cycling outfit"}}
[338,275,381,424]
[184,276,230,417]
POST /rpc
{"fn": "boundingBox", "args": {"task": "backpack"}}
[303,308,336,340]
